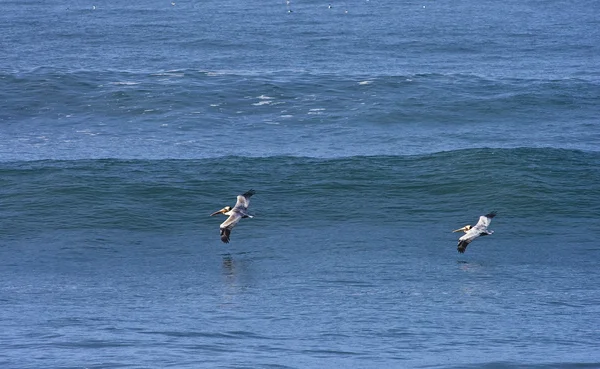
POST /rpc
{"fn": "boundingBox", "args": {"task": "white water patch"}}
[76,130,99,136]
[252,95,275,106]
[252,100,273,106]
[110,81,139,86]
[358,80,373,85]
[308,108,326,115]
[151,70,185,78]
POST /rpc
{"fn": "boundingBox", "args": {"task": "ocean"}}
[1,0,600,368]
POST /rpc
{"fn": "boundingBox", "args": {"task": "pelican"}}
[210,190,255,243]
[453,212,497,253]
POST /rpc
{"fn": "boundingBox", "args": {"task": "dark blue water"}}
[1,0,600,368]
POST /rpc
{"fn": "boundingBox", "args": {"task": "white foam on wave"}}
[308,108,325,115]
[110,81,139,86]
[252,95,276,106]
[253,100,273,106]
[76,130,98,136]
[151,71,185,78]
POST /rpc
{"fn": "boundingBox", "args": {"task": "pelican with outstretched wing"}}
[453,212,496,253]
[210,190,255,243]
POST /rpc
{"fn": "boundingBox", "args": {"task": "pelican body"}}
[453,212,496,253]
[210,190,255,243]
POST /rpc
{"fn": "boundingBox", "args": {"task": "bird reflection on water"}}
[220,252,255,289]
[222,253,235,277]
[457,260,485,272]
[219,253,246,309]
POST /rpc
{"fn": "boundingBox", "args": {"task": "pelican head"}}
[210,206,232,216]
[453,225,472,233]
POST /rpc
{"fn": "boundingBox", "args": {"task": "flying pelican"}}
[453,212,497,253]
[210,190,255,243]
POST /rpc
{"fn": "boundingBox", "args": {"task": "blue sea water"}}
[1,0,600,368]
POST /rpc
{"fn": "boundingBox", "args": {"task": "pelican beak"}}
[452,226,469,233]
[210,208,227,216]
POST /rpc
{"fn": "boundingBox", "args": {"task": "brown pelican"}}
[453,212,496,253]
[210,190,255,243]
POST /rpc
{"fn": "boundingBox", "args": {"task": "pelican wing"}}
[457,228,481,253]
[220,227,232,243]
[220,213,243,231]
[232,189,255,211]
[473,211,496,231]
[219,213,243,243]
[460,227,481,241]
[457,238,472,253]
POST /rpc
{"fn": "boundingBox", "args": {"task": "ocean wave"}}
[1,148,598,237]
[4,66,600,82]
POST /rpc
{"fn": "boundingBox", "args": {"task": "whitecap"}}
[110,81,139,86]
[252,100,272,106]
[308,108,325,115]
[151,71,184,77]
